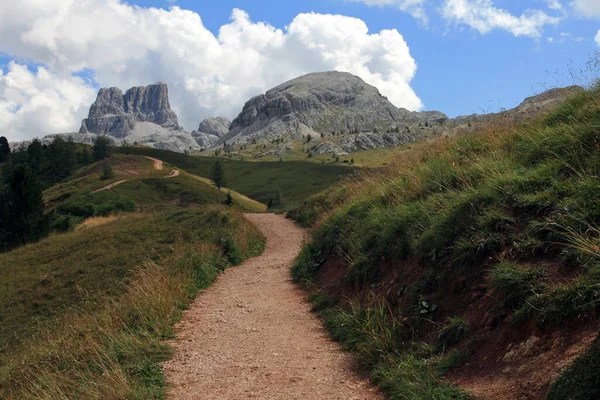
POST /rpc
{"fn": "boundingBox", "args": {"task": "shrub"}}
[50,214,83,233]
[101,162,114,180]
[220,235,243,265]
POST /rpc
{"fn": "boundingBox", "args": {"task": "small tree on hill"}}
[93,135,111,160]
[101,161,114,180]
[78,146,91,164]
[224,191,234,206]
[212,158,226,189]
[0,136,10,162]
[27,139,44,172]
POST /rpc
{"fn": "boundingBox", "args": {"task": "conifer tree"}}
[0,136,10,162]
[212,158,226,189]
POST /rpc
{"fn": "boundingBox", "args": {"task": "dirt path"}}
[163,214,381,400]
[93,157,178,193]
[145,156,163,170]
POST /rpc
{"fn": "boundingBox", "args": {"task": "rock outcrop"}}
[220,71,447,146]
[76,83,200,153]
[191,117,231,148]
[80,83,180,137]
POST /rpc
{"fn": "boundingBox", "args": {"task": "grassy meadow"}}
[291,85,600,398]
[115,147,355,210]
[0,153,266,399]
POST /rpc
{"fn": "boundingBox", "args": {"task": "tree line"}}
[0,135,112,251]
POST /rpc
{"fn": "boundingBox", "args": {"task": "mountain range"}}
[12,72,583,155]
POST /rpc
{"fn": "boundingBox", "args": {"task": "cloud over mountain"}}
[0,1,422,141]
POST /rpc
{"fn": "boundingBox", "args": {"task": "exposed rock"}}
[198,117,231,137]
[221,71,447,147]
[75,83,200,153]
[80,83,180,137]
[309,141,345,156]
[259,142,294,157]
[191,117,231,148]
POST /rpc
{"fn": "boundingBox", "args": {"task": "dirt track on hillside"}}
[92,156,178,193]
[163,213,381,400]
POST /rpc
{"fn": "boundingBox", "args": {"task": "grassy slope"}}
[0,154,266,399]
[115,147,354,209]
[291,87,600,399]
[44,154,265,213]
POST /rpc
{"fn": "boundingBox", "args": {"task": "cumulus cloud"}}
[0,63,96,141]
[546,0,563,11]
[571,0,600,18]
[596,30,600,46]
[0,1,422,141]
[440,0,562,38]
[345,0,427,21]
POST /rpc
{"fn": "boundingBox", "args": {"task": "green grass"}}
[0,150,268,398]
[290,85,600,397]
[116,146,355,210]
[319,302,471,399]
[0,207,265,399]
[488,262,543,310]
[548,332,600,400]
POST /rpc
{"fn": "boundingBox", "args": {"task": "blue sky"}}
[0,0,599,140]
[134,0,599,115]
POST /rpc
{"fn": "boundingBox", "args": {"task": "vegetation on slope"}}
[291,86,600,398]
[0,207,264,399]
[0,146,267,398]
[115,146,355,210]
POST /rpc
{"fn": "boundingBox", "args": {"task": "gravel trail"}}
[163,213,381,400]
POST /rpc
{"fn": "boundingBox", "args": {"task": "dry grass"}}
[0,208,265,399]
[75,215,122,231]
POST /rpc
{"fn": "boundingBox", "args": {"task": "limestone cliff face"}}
[220,71,447,146]
[191,117,231,148]
[80,83,180,138]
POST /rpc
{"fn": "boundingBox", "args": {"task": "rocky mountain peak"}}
[197,117,231,137]
[80,82,179,137]
[191,117,231,149]
[221,71,447,146]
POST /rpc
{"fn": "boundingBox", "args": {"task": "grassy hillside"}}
[0,154,266,399]
[115,147,355,209]
[43,154,265,214]
[291,86,600,399]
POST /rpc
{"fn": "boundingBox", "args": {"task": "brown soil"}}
[145,156,163,170]
[312,253,599,400]
[163,213,381,400]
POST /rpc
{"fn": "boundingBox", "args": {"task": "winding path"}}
[92,156,178,193]
[163,213,381,400]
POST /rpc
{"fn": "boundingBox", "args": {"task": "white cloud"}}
[546,0,563,11]
[571,0,600,18]
[596,30,600,45]
[0,63,96,141]
[0,1,422,141]
[440,0,562,38]
[345,0,427,20]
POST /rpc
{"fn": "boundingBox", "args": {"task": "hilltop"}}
[290,85,600,399]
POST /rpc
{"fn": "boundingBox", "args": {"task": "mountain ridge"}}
[9,73,584,155]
